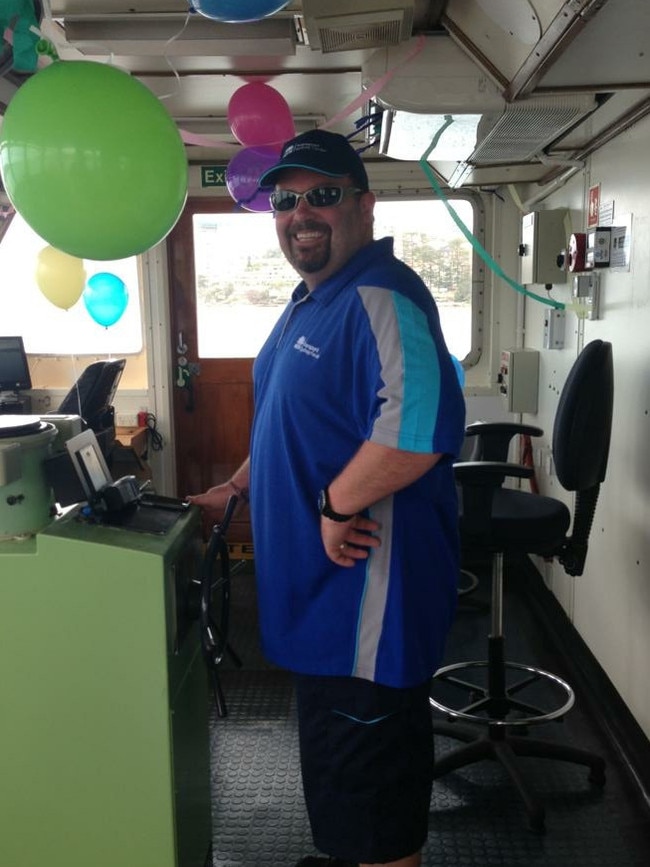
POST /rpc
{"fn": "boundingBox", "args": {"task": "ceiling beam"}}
[503,0,613,100]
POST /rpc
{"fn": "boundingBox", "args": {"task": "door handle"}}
[174,341,199,411]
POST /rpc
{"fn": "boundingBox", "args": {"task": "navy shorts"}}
[294,674,434,864]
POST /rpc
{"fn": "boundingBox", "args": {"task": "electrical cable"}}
[144,412,164,451]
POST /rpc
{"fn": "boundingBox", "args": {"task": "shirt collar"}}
[290,238,394,307]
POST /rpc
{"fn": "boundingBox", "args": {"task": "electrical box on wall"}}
[519,210,568,285]
[543,309,566,350]
[572,271,601,320]
[498,348,540,414]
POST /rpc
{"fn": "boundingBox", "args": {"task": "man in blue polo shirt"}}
[189,129,465,867]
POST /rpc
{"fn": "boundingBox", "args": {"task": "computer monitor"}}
[57,358,126,431]
[0,336,32,393]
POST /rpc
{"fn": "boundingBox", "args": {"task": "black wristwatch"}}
[318,486,355,522]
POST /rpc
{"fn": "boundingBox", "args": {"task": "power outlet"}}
[117,413,138,427]
[545,450,554,476]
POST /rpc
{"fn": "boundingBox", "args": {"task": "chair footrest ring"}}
[458,568,479,597]
[430,659,575,727]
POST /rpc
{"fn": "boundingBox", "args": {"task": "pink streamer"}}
[319,34,426,130]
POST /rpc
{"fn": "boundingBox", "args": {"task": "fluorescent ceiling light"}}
[380,111,482,162]
[62,16,296,57]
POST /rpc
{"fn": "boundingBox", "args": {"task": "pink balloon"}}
[226,145,280,212]
[227,82,296,147]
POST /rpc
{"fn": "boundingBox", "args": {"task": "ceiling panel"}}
[4,1,650,191]
[538,0,650,88]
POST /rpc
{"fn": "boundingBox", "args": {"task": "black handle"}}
[198,494,241,717]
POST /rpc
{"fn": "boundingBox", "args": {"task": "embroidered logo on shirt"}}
[293,335,321,359]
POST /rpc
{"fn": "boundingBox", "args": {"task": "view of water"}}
[195,197,474,362]
[197,300,470,361]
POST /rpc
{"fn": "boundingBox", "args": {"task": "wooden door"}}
[166,198,254,543]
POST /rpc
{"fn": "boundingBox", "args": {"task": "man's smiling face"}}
[273,169,375,291]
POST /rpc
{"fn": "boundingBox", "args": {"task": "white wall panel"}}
[523,114,650,739]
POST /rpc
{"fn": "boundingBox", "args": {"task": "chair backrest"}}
[552,340,614,576]
[56,358,126,430]
[552,340,614,492]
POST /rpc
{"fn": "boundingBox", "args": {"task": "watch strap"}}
[319,486,355,522]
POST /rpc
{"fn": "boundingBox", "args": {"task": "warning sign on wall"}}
[588,184,600,228]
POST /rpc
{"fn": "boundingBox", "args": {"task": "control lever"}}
[199,494,242,718]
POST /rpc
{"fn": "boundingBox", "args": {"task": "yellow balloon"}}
[35,245,86,310]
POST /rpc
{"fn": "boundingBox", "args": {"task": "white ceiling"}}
[3,1,650,186]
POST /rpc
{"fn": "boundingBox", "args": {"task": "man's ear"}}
[360,190,376,223]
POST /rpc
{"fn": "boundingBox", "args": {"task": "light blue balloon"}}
[450,354,465,387]
[83,272,128,327]
[191,0,290,23]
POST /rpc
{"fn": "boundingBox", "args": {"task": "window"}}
[374,197,475,361]
[192,195,479,362]
[0,213,142,354]
[193,213,296,359]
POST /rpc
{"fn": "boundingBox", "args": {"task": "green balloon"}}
[0,60,188,260]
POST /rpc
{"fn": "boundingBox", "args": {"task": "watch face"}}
[318,488,352,522]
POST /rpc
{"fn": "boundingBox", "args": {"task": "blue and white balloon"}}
[191,1,291,23]
[83,272,129,327]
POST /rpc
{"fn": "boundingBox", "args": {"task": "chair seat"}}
[459,486,571,553]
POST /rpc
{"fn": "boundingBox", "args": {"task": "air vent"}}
[303,1,414,53]
[317,11,410,52]
[471,96,597,163]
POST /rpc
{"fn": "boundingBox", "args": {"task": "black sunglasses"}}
[270,185,363,213]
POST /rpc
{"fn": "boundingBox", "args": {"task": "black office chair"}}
[456,420,544,599]
[430,339,614,832]
[56,358,126,433]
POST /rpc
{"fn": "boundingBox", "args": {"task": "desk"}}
[0,394,31,414]
[113,425,152,482]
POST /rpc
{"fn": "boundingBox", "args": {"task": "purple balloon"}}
[226,145,280,212]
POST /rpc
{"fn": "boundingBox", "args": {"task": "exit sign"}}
[201,165,227,187]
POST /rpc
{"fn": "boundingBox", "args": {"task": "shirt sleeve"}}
[358,285,460,455]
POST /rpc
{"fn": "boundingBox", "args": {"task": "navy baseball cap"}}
[258,129,369,191]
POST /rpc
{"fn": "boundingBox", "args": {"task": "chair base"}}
[430,655,606,831]
[432,718,606,832]
[430,658,575,726]
[430,546,608,831]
